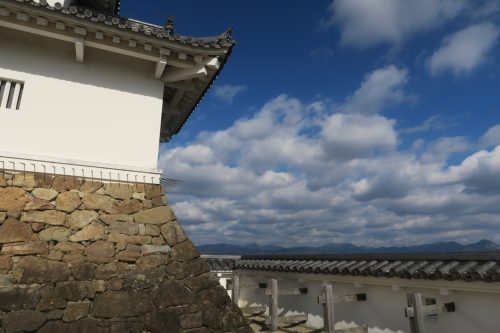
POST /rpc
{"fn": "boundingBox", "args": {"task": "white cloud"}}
[321,114,397,159]
[435,146,500,194]
[213,84,246,104]
[402,115,449,134]
[159,66,500,247]
[428,22,500,76]
[341,65,410,115]
[480,124,500,147]
[325,0,467,48]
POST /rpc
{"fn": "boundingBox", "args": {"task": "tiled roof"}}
[205,253,500,283]
[203,255,241,271]
[7,0,235,50]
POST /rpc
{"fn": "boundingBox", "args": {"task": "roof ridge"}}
[5,0,235,49]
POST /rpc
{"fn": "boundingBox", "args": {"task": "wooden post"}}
[406,293,425,333]
[321,284,335,333]
[232,274,240,306]
[269,278,278,333]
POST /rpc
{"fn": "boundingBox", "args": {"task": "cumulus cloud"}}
[340,65,410,115]
[321,114,397,159]
[325,0,467,48]
[159,66,500,247]
[480,124,500,147]
[428,22,500,76]
[436,146,500,194]
[213,84,246,104]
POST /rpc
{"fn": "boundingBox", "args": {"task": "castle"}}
[0,0,250,331]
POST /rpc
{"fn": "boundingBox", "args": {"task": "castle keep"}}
[0,0,249,332]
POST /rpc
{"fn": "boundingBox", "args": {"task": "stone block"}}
[99,213,133,225]
[38,318,109,333]
[108,233,152,245]
[109,221,138,235]
[0,212,6,223]
[144,224,161,236]
[136,255,169,270]
[95,262,128,280]
[154,280,194,307]
[55,281,106,302]
[141,244,171,255]
[145,309,182,333]
[134,206,176,224]
[36,297,67,311]
[0,286,40,311]
[82,194,118,214]
[21,210,67,225]
[180,311,203,329]
[31,222,45,232]
[105,184,133,200]
[45,251,64,261]
[2,241,49,255]
[67,210,99,230]
[69,222,105,242]
[56,192,82,212]
[117,199,142,214]
[0,217,32,243]
[0,188,29,211]
[71,263,96,281]
[2,310,47,332]
[124,267,165,290]
[108,278,124,291]
[39,227,71,242]
[85,241,114,263]
[62,253,87,265]
[171,240,199,261]
[80,180,103,194]
[52,176,81,192]
[0,274,14,287]
[24,199,53,211]
[0,255,13,274]
[160,221,187,246]
[54,242,84,253]
[13,173,36,189]
[151,195,167,207]
[92,291,151,318]
[32,188,58,201]
[34,174,54,189]
[63,301,91,322]
[13,257,70,284]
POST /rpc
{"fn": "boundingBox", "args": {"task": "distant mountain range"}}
[198,239,500,255]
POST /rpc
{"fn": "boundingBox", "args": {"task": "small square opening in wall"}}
[0,78,24,110]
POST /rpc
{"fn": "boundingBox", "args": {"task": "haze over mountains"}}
[198,240,500,255]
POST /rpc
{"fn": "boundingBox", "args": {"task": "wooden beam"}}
[164,81,198,92]
[269,278,278,333]
[205,57,220,70]
[406,293,425,333]
[319,284,335,333]
[155,54,168,79]
[74,36,85,63]
[163,65,207,83]
[232,274,240,306]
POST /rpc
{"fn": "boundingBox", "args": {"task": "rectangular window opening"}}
[0,78,24,111]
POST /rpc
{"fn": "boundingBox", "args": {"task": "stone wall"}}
[0,172,250,333]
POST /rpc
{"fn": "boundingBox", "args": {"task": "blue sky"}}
[124,1,500,247]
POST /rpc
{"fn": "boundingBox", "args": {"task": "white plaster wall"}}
[0,28,163,169]
[237,273,500,333]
